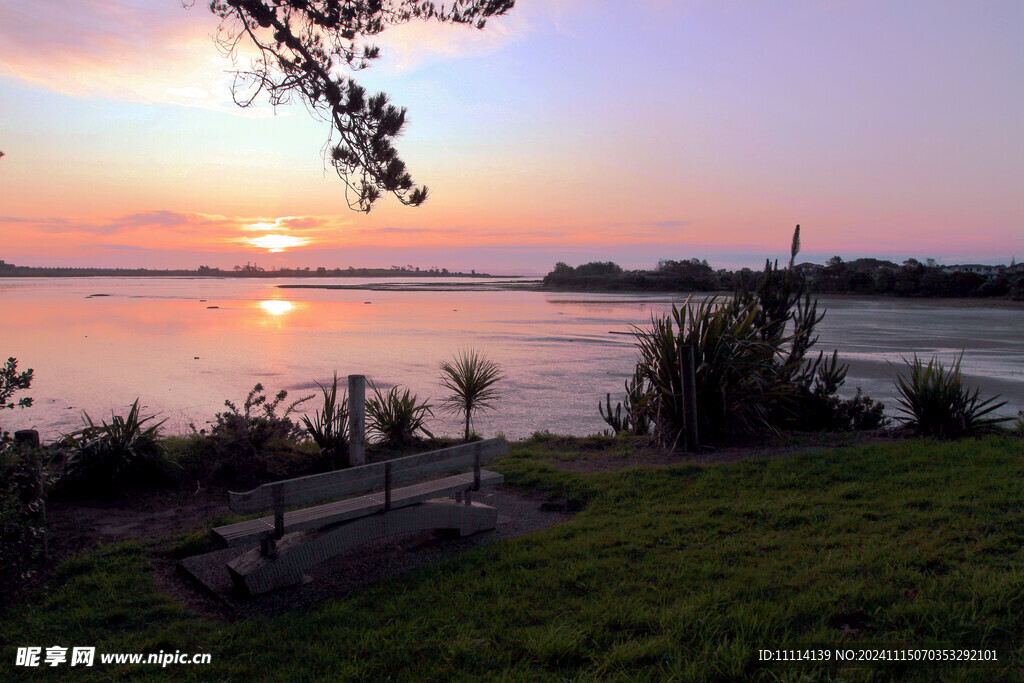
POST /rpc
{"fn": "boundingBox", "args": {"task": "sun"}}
[248,234,309,253]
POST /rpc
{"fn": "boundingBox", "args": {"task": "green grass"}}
[4,435,1024,680]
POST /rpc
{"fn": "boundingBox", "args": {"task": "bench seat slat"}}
[229,465,386,515]
[213,469,503,547]
[390,454,485,487]
[228,438,508,514]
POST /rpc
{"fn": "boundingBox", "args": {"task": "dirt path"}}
[45,484,232,559]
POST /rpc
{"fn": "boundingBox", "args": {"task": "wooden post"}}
[680,344,699,452]
[261,484,286,558]
[473,443,481,491]
[272,483,285,540]
[14,429,40,449]
[348,374,366,466]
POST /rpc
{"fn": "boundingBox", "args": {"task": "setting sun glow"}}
[248,234,309,253]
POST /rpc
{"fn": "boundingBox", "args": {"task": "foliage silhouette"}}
[200,0,514,212]
[0,357,33,413]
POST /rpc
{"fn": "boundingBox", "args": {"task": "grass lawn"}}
[3,435,1024,680]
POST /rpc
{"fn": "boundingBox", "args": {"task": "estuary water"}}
[1,277,1021,440]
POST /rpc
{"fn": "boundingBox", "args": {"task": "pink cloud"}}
[0,0,242,109]
[278,216,331,231]
[0,1,561,101]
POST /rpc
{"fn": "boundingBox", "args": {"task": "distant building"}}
[793,262,823,279]
[940,264,1004,279]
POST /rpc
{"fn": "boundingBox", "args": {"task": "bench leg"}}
[226,500,499,596]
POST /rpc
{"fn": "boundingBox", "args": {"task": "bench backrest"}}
[228,438,509,515]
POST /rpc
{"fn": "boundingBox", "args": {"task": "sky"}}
[1,0,1022,275]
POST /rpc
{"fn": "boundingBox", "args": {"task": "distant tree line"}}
[802,256,1024,298]
[544,259,733,292]
[543,257,1024,300]
[0,261,486,279]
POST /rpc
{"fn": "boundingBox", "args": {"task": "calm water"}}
[1,277,1021,440]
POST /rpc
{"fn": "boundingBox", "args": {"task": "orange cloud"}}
[0,207,698,260]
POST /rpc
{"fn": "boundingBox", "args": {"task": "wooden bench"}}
[213,438,507,596]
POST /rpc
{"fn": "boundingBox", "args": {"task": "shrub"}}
[894,353,1011,438]
[0,357,33,415]
[301,373,349,470]
[1,442,53,584]
[833,388,888,431]
[201,383,313,482]
[366,384,433,448]
[783,353,886,431]
[1,356,34,445]
[0,355,49,584]
[56,399,172,497]
[438,349,504,442]
[794,384,888,432]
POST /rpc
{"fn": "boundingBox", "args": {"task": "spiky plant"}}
[600,366,651,436]
[439,349,504,442]
[301,372,349,469]
[633,296,784,447]
[58,399,170,495]
[366,383,434,448]
[894,353,1010,439]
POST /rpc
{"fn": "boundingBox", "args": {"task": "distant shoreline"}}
[0,267,512,279]
[538,283,1024,304]
[278,280,542,292]
[536,285,1024,308]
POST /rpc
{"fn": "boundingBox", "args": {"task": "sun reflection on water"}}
[259,299,294,316]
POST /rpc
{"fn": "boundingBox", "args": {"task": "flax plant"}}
[365,383,434,447]
[59,399,170,495]
[634,296,782,447]
[301,372,349,469]
[894,353,1010,438]
[439,349,504,442]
